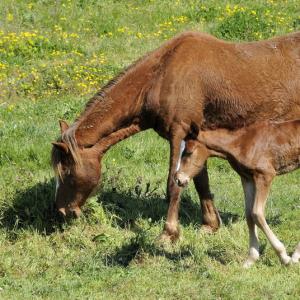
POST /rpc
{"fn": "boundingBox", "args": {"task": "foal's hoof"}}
[291,247,300,263]
[242,258,257,269]
[281,255,292,266]
[291,257,299,264]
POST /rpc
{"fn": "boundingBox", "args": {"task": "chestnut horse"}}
[175,120,300,267]
[52,31,300,241]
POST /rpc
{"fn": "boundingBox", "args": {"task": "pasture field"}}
[0,0,300,299]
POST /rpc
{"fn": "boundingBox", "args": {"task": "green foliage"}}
[0,0,300,299]
[0,0,299,102]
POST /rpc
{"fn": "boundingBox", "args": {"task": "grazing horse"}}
[175,120,300,266]
[52,31,300,241]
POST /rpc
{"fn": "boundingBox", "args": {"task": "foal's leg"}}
[160,127,186,242]
[252,174,291,265]
[193,164,221,232]
[291,242,300,263]
[241,177,260,268]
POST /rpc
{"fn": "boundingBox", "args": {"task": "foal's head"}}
[51,121,103,218]
[175,140,210,187]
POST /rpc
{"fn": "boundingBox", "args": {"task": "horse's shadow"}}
[97,188,240,267]
[1,178,64,237]
[1,177,240,239]
[97,187,240,229]
[103,225,195,267]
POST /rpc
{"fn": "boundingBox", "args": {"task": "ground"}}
[0,0,300,299]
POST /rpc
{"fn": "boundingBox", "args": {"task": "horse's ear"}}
[59,120,69,134]
[52,142,69,153]
[190,121,200,139]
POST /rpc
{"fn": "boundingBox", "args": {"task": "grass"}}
[0,0,300,299]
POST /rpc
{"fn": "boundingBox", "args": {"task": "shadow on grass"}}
[0,178,64,237]
[98,188,240,229]
[97,188,204,229]
[98,188,241,267]
[219,211,240,226]
[104,227,194,267]
[0,175,241,241]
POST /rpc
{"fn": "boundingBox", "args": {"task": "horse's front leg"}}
[193,164,221,232]
[160,127,186,242]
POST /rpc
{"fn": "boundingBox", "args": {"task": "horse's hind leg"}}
[193,163,221,232]
[292,242,300,263]
[252,174,291,265]
[241,177,260,268]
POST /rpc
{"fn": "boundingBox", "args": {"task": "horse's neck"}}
[199,128,242,156]
[72,61,156,147]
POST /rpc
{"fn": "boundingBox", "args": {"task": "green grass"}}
[0,0,300,299]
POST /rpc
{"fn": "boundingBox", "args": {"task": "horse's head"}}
[52,145,102,218]
[51,120,141,218]
[51,121,104,218]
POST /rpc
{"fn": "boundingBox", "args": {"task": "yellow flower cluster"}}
[0,0,298,103]
[197,2,296,41]
[0,35,110,100]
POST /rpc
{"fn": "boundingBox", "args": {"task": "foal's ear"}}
[189,121,200,139]
[59,120,69,134]
[185,140,197,154]
[52,142,69,153]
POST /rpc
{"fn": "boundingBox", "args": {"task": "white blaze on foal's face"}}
[175,140,210,187]
[176,140,186,171]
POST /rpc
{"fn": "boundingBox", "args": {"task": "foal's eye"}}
[183,149,193,156]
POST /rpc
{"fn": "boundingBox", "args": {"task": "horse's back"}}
[155,31,300,129]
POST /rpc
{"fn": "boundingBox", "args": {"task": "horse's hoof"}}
[155,230,180,247]
[200,225,215,234]
[201,200,222,231]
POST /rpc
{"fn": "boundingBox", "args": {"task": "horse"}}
[175,120,300,267]
[51,31,300,242]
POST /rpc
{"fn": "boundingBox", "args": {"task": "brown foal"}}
[175,121,300,267]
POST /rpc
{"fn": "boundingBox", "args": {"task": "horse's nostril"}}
[178,180,185,187]
[56,208,67,223]
[71,210,78,218]
[70,207,82,218]
[174,177,183,187]
[58,207,66,216]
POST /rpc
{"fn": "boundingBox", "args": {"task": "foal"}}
[175,121,300,267]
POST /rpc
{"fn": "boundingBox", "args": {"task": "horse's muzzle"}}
[58,206,82,218]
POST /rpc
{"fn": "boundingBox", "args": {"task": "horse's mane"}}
[51,31,202,169]
[51,144,70,179]
[51,40,162,171]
